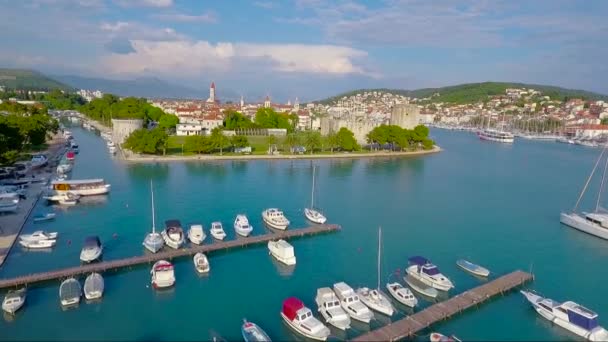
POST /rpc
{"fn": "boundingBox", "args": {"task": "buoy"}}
[357,247,361,253]
[113,233,118,239]
[67,240,71,245]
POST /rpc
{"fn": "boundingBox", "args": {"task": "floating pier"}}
[353,270,533,341]
[0,224,340,289]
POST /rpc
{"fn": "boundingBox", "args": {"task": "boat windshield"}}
[423,266,441,275]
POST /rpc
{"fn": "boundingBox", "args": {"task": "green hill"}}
[316,82,608,105]
[0,69,73,91]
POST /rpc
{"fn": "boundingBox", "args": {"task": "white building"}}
[206,82,216,103]
[176,123,203,136]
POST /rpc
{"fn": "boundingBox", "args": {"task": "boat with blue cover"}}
[456,259,490,277]
[406,256,454,291]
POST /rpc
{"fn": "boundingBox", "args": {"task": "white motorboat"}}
[108,146,117,154]
[521,290,608,341]
[30,154,48,169]
[356,227,395,316]
[333,282,374,323]
[20,230,58,242]
[56,163,72,174]
[151,260,175,288]
[188,224,206,245]
[80,236,102,262]
[107,141,115,148]
[59,278,81,307]
[478,128,514,143]
[193,252,210,273]
[456,259,490,277]
[143,180,164,253]
[281,297,331,341]
[404,275,439,299]
[0,193,19,213]
[304,166,327,224]
[63,130,72,139]
[406,256,454,291]
[50,179,111,196]
[2,289,26,314]
[210,221,226,240]
[162,220,185,249]
[315,287,351,330]
[83,272,104,300]
[430,332,460,342]
[386,282,418,307]
[241,319,272,342]
[19,239,56,249]
[234,214,253,237]
[33,212,56,222]
[43,191,80,203]
[268,239,296,266]
[262,208,290,230]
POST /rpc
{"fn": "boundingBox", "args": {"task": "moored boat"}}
[521,290,608,341]
[406,256,454,291]
[59,278,81,307]
[430,332,459,342]
[51,179,111,196]
[19,239,56,249]
[2,289,26,314]
[234,214,253,237]
[333,282,374,323]
[456,259,490,277]
[304,166,327,224]
[66,151,75,161]
[143,180,164,253]
[162,220,185,249]
[281,297,330,341]
[315,287,350,330]
[0,193,19,213]
[83,272,104,300]
[80,236,102,263]
[478,128,515,143]
[33,212,56,222]
[193,252,210,273]
[262,208,290,230]
[386,282,418,307]
[20,230,58,242]
[151,260,175,288]
[268,239,296,266]
[210,221,226,240]
[242,319,272,342]
[56,163,72,174]
[188,224,206,245]
[404,275,439,299]
[30,154,48,169]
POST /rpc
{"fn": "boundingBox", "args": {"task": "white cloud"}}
[113,0,173,8]
[153,12,217,23]
[100,39,370,77]
[99,21,185,41]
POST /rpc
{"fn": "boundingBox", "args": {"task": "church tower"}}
[264,95,271,108]
[240,95,244,109]
[207,81,216,103]
[294,97,300,112]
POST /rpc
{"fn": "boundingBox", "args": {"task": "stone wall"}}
[390,104,420,129]
[111,119,144,145]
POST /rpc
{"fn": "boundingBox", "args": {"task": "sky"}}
[1,0,607,101]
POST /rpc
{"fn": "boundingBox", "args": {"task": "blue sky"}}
[1,0,607,100]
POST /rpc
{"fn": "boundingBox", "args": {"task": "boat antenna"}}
[574,145,607,212]
[310,165,315,209]
[150,180,156,234]
[596,148,608,212]
[377,226,382,290]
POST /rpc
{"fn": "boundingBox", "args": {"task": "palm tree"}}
[304,131,321,154]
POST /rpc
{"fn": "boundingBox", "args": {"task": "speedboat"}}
[193,252,210,274]
[19,239,56,249]
[80,236,102,263]
[356,287,395,316]
[281,297,331,341]
[162,220,185,249]
[188,224,206,245]
[20,230,58,242]
[234,214,253,237]
[151,260,175,289]
[268,239,296,266]
[59,278,81,307]
[406,256,454,291]
[2,289,26,314]
[210,221,226,240]
[242,319,272,342]
[521,290,608,341]
[386,282,418,307]
[315,287,351,330]
[262,208,290,230]
[456,259,490,277]
[404,275,439,299]
[83,273,104,300]
[33,212,56,222]
[107,141,115,148]
[43,191,80,204]
[333,282,374,323]
[143,180,164,253]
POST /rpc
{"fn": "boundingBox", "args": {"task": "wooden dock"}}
[353,270,533,341]
[0,224,340,289]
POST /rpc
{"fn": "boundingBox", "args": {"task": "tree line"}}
[366,124,434,150]
[223,108,298,132]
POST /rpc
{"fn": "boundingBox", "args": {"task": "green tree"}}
[123,128,168,154]
[224,110,254,130]
[157,114,179,130]
[336,127,359,151]
[325,131,339,153]
[266,134,277,150]
[303,131,322,154]
[231,135,249,148]
[184,135,214,154]
[210,128,230,155]
[284,133,300,153]
[254,108,295,132]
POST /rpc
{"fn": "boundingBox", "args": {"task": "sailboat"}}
[143,180,164,253]
[477,112,514,143]
[304,165,327,224]
[561,144,608,240]
[356,227,395,316]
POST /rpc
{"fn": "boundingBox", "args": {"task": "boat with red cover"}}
[151,260,175,289]
[281,297,330,341]
[66,151,75,162]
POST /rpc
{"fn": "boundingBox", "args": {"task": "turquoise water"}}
[1,127,607,341]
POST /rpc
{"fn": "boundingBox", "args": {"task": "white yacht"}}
[0,193,19,213]
[143,180,164,253]
[262,208,290,230]
[80,236,102,263]
[521,290,608,341]
[19,239,56,249]
[20,230,58,242]
[315,287,351,330]
[304,166,327,224]
[406,256,454,291]
[56,163,72,174]
[193,252,210,273]
[188,224,206,245]
[210,221,226,240]
[386,282,418,307]
[2,289,26,314]
[50,179,111,196]
[281,297,331,341]
[59,278,81,307]
[234,214,253,237]
[268,239,296,266]
[151,260,175,289]
[333,282,374,323]
[83,273,104,300]
[162,220,185,249]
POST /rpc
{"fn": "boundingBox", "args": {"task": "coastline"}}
[122,145,442,163]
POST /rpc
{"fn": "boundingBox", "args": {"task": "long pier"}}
[353,270,533,341]
[0,224,340,289]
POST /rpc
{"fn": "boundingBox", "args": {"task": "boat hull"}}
[80,248,102,263]
[211,230,226,240]
[356,288,394,316]
[456,259,490,277]
[404,276,438,298]
[234,225,253,237]
[406,266,453,291]
[281,313,329,341]
[560,213,608,240]
[478,132,514,143]
[263,218,289,230]
[304,208,327,224]
[143,233,164,253]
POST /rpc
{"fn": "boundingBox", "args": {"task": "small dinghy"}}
[386,282,418,307]
[193,252,210,273]
[187,224,206,245]
[241,319,272,342]
[2,289,26,314]
[59,278,81,307]
[456,259,490,277]
[19,239,57,249]
[404,275,438,299]
[33,213,56,222]
[84,273,104,300]
[210,221,226,240]
[20,230,58,242]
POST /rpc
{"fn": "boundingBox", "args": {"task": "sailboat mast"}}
[377,226,381,290]
[310,166,315,209]
[574,146,607,212]
[150,180,156,234]
[596,150,608,212]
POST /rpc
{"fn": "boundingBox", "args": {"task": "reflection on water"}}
[78,195,109,206]
[269,255,295,277]
[327,159,355,177]
[126,163,170,180]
